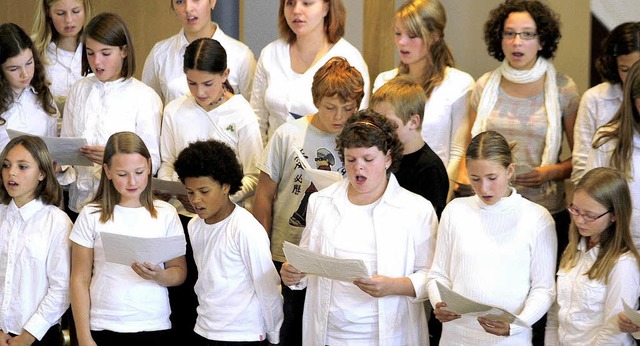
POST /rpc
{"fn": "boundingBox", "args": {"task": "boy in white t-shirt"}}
[252,56,365,344]
[173,139,283,345]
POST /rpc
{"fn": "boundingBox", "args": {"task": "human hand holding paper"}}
[101,232,186,266]
[283,241,369,282]
[435,281,529,327]
[622,300,640,339]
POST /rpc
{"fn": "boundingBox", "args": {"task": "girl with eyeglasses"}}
[588,60,640,249]
[460,0,579,273]
[545,167,640,345]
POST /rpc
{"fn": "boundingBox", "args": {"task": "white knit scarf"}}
[471,57,562,168]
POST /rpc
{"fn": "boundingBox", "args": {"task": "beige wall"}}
[2,1,591,92]
[1,1,181,80]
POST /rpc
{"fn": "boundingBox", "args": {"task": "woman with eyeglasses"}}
[545,167,640,345]
[459,0,579,267]
[587,60,640,249]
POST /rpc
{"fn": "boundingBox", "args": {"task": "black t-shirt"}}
[395,143,449,219]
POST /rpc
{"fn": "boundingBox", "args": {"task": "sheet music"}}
[623,300,640,339]
[436,281,529,327]
[7,129,92,166]
[283,241,370,282]
[152,178,188,196]
[101,232,186,266]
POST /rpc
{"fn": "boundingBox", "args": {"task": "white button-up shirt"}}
[0,199,72,340]
[545,240,640,345]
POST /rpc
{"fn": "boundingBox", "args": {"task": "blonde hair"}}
[395,0,453,98]
[32,0,93,64]
[465,130,516,169]
[370,75,426,125]
[560,167,640,283]
[91,132,156,223]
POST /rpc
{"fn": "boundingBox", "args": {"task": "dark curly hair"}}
[596,22,640,85]
[336,109,404,174]
[173,140,243,195]
[483,0,561,62]
[0,23,56,124]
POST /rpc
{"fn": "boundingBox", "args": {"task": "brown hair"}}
[81,12,135,79]
[278,0,345,44]
[0,135,62,206]
[466,130,516,169]
[91,132,156,223]
[0,23,57,122]
[593,60,640,178]
[483,0,561,62]
[560,167,640,283]
[311,56,364,107]
[336,109,403,174]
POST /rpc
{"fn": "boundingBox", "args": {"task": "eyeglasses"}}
[501,31,538,40]
[566,204,612,223]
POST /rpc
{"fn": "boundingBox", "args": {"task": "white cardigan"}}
[294,175,437,345]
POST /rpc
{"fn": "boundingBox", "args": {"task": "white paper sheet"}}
[622,300,640,339]
[152,178,188,196]
[101,232,186,266]
[436,281,529,327]
[282,241,370,282]
[7,129,93,166]
[293,147,342,190]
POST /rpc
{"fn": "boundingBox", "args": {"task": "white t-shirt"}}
[61,76,162,212]
[189,205,283,343]
[159,94,262,205]
[0,87,58,153]
[250,38,370,145]
[257,116,345,262]
[142,26,256,104]
[69,200,184,333]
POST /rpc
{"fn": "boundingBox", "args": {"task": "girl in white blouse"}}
[142,0,255,104]
[32,0,93,108]
[61,13,162,215]
[0,135,72,346]
[374,0,473,188]
[251,0,370,146]
[0,23,58,153]
[545,167,640,345]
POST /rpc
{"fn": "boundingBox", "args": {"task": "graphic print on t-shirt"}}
[289,147,335,227]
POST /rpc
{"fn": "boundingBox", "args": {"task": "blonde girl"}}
[0,135,72,346]
[70,131,186,346]
[374,0,474,189]
[545,167,640,344]
[32,0,93,106]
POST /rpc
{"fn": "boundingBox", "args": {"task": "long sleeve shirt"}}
[545,240,640,345]
[0,199,72,340]
[427,189,557,345]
